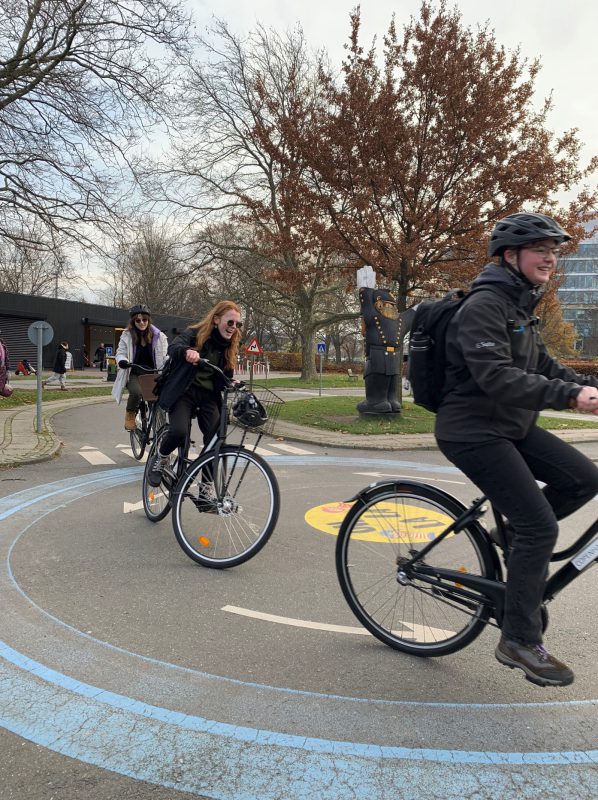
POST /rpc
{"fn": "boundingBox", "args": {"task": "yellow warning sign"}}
[304,501,453,544]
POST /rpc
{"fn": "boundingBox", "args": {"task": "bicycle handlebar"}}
[119,361,159,373]
[120,358,245,389]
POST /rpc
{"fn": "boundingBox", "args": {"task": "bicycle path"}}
[3,392,598,469]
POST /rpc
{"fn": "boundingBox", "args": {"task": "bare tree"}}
[158,21,358,378]
[101,217,197,315]
[0,228,78,297]
[281,4,598,311]
[0,0,191,249]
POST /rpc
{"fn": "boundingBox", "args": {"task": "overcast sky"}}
[190,0,597,172]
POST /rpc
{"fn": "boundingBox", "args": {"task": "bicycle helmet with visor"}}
[488,213,571,257]
[129,304,151,317]
[232,392,268,428]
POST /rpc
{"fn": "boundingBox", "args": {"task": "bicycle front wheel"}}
[142,426,176,522]
[130,403,147,460]
[172,446,280,568]
[336,483,496,656]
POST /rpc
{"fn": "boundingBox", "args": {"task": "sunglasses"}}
[224,319,243,329]
[134,316,150,323]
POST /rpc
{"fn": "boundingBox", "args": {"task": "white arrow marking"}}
[123,500,145,514]
[222,605,456,640]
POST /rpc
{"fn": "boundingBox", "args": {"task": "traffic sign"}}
[244,337,262,355]
[27,320,54,346]
[316,342,326,354]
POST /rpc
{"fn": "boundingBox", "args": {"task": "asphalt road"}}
[0,401,597,799]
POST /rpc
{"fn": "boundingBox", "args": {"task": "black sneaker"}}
[495,636,574,687]
[147,453,169,487]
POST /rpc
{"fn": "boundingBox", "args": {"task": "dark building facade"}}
[0,292,194,370]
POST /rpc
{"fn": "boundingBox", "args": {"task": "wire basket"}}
[229,385,284,437]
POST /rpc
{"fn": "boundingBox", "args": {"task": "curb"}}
[0,396,114,469]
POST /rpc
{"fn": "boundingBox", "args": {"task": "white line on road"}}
[78,449,116,465]
[223,605,456,640]
[253,447,279,457]
[222,605,369,634]
[270,443,314,455]
[354,471,466,485]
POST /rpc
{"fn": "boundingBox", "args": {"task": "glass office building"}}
[558,233,598,356]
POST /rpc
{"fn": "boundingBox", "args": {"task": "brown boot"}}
[125,410,137,431]
[495,636,574,687]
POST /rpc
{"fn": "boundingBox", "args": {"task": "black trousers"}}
[437,427,598,645]
[159,385,220,456]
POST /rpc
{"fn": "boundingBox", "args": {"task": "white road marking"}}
[222,605,369,635]
[269,443,314,455]
[223,605,456,640]
[78,449,116,465]
[79,445,98,450]
[124,500,145,513]
[253,447,279,457]
[354,471,466,485]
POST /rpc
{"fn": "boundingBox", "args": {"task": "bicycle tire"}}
[130,402,147,460]
[336,482,497,656]
[172,446,279,568]
[142,426,177,522]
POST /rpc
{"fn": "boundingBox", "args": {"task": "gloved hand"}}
[118,360,129,369]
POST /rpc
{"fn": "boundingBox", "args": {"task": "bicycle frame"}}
[394,486,598,626]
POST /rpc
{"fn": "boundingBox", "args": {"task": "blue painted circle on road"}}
[1,463,597,798]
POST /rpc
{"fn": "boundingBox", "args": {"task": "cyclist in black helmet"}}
[436,212,598,687]
[112,305,169,430]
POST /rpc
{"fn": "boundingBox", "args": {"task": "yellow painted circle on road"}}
[304,501,453,543]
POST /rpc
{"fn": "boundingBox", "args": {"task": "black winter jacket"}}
[52,346,67,374]
[157,328,234,411]
[435,263,598,442]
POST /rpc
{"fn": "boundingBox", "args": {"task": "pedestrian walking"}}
[42,342,70,391]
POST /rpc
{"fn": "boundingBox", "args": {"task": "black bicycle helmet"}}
[488,213,571,257]
[129,303,151,316]
[232,392,268,428]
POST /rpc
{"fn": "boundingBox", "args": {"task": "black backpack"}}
[407,288,486,413]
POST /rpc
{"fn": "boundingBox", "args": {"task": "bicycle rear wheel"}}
[142,426,177,522]
[336,483,496,656]
[130,403,147,460]
[172,446,279,568]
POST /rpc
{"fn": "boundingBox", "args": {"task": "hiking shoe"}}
[147,453,169,487]
[495,636,574,687]
[125,410,137,431]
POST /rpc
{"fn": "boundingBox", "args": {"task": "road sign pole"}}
[319,352,323,397]
[36,328,43,432]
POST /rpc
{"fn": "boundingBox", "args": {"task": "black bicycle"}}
[335,479,598,656]
[122,363,167,460]
[142,359,283,568]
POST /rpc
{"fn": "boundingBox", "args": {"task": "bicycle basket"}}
[138,373,159,402]
[230,386,284,436]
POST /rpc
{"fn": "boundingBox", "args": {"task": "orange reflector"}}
[198,536,211,547]
[454,566,467,589]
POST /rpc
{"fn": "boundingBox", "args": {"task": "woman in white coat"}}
[112,304,169,430]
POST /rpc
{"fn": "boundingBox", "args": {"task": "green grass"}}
[0,386,113,409]
[277,395,598,435]
[265,374,362,389]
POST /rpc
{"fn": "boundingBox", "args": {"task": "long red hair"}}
[189,300,241,371]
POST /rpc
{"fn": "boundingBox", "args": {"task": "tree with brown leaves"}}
[285,2,597,311]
